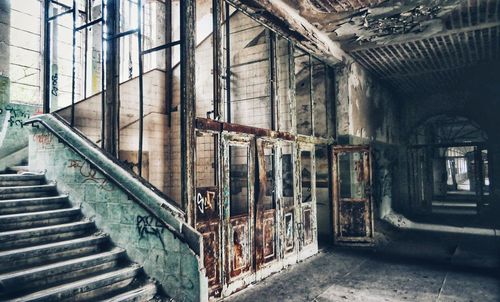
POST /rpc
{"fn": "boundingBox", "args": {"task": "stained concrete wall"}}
[0,103,42,171]
[28,124,207,302]
[0,1,44,170]
[335,61,402,221]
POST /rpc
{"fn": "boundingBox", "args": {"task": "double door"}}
[196,133,317,297]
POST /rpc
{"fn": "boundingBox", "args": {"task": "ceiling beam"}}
[231,0,349,64]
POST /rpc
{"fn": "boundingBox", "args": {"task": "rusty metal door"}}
[298,143,316,251]
[332,146,374,244]
[255,139,278,268]
[223,136,255,283]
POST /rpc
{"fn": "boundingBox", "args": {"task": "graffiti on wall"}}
[33,133,54,150]
[0,105,34,128]
[67,159,114,191]
[196,187,218,221]
[51,73,59,97]
[136,215,168,250]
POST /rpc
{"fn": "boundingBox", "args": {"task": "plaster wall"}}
[335,61,402,221]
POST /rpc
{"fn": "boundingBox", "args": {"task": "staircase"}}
[0,172,164,301]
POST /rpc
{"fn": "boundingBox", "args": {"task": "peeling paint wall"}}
[335,61,402,220]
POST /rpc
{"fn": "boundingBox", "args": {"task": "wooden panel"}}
[338,200,368,237]
[302,207,314,245]
[196,220,221,294]
[284,211,295,253]
[230,215,251,278]
[262,209,276,262]
[196,187,221,296]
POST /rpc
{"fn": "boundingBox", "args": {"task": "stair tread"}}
[0,207,80,220]
[0,247,125,281]
[0,175,164,301]
[0,174,45,181]
[0,195,68,205]
[101,282,157,302]
[0,220,93,238]
[0,234,108,258]
[0,184,56,191]
[0,220,92,235]
[8,265,142,302]
[432,201,477,207]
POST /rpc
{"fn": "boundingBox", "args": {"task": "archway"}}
[407,114,490,223]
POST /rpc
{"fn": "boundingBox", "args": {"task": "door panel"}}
[195,132,222,296]
[255,140,277,267]
[226,142,253,281]
[333,146,374,244]
[299,145,316,249]
[230,215,251,277]
[281,142,296,255]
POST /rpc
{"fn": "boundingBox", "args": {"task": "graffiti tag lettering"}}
[33,133,54,150]
[67,159,114,191]
[136,215,167,249]
[196,189,216,215]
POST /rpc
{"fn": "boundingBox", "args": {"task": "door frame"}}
[297,142,318,258]
[332,145,374,245]
[194,130,223,297]
[221,133,256,291]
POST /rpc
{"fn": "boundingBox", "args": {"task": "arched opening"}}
[407,114,491,226]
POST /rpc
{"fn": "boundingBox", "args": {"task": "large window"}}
[10,0,43,104]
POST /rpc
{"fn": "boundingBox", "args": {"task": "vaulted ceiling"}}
[240,0,500,95]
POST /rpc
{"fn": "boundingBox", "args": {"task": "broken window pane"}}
[301,150,312,203]
[230,145,249,217]
[277,36,292,132]
[294,48,312,136]
[262,145,275,210]
[227,10,272,129]
[195,0,215,119]
[338,151,368,199]
[281,142,295,207]
[312,59,327,138]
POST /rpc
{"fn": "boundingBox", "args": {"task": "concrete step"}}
[5,166,30,174]
[7,265,142,302]
[432,207,477,215]
[0,174,45,187]
[0,234,109,273]
[0,221,95,250]
[0,184,58,200]
[432,201,477,208]
[0,208,81,231]
[101,282,158,302]
[0,247,126,297]
[0,195,69,215]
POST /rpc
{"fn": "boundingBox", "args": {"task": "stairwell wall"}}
[28,124,208,302]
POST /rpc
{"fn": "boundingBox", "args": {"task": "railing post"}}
[180,0,197,225]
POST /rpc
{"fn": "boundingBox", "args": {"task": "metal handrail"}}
[24,113,203,255]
